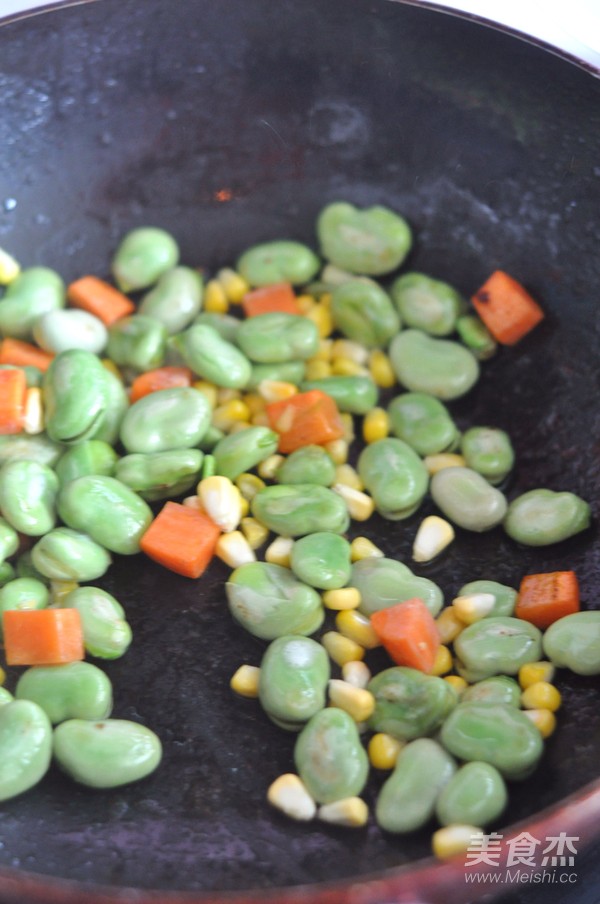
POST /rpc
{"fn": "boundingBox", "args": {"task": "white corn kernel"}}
[341,660,371,689]
[0,247,20,285]
[230,664,260,697]
[216,531,256,568]
[412,515,455,563]
[452,592,496,624]
[198,475,243,532]
[432,825,485,861]
[328,679,375,722]
[330,338,369,365]
[267,774,316,821]
[182,495,204,511]
[23,387,44,435]
[332,484,374,521]
[265,536,294,567]
[257,379,298,404]
[258,454,285,480]
[317,797,368,828]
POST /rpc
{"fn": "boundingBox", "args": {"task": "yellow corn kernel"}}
[310,338,334,362]
[228,421,252,436]
[432,825,485,861]
[192,380,219,409]
[304,359,332,380]
[435,607,465,644]
[330,339,368,365]
[330,357,368,377]
[23,387,44,435]
[452,592,496,625]
[216,267,249,303]
[235,473,266,501]
[197,475,243,532]
[295,294,316,314]
[267,774,316,821]
[523,708,557,739]
[50,580,79,605]
[368,348,396,388]
[230,664,261,697]
[423,453,467,475]
[265,536,294,567]
[216,530,256,568]
[444,674,468,694]
[0,247,20,285]
[217,387,242,404]
[204,278,229,313]
[521,681,562,712]
[257,379,297,404]
[0,666,5,685]
[332,484,374,521]
[324,439,348,465]
[240,516,269,550]
[101,358,123,381]
[368,733,404,770]
[430,644,453,676]
[412,515,455,563]
[350,536,384,561]
[321,630,364,666]
[340,412,355,443]
[322,587,361,611]
[518,660,556,689]
[341,660,371,689]
[317,797,368,828]
[251,411,270,427]
[182,494,204,510]
[211,399,252,433]
[257,454,285,480]
[306,303,333,338]
[319,292,333,308]
[335,609,380,649]
[328,679,375,722]
[334,464,363,491]
[362,407,390,444]
[239,496,250,518]
[242,392,266,416]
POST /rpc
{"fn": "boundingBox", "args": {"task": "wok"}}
[0,0,599,901]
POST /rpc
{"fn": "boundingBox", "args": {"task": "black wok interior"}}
[0,0,599,898]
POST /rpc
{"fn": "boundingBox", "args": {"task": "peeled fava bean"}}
[64,586,132,659]
[16,662,112,724]
[115,449,203,501]
[376,738,456,833]
[330,279,400,347]
[457,579,517,618]
[352,556,443,618]
[171,323,252,389]
[0,578,49,630]
[0,517,19,564]
[251,484,350,537]
[358,438,429,520]
[258,635,330,730]
[236,240,320,287]
[454,616,543,682]
[55,440,119,486]
[0,460,59,536]
[0,700,53,801]
[368,667,458,741]
[460,426,515,485]
[430,466,507,532]
[53,719,162,789]
[300,376,378,415]
[390,272,463,337]
[542,611,600,675]
[119,387,211,454]
[237,313,319,364]
[213,426,279,481]
[111,227,179,292]
[389,329,479,400]
[294,707,369,804]
[461,675,522,707]
[138,266,203,334]
[43,349,109,444]
[0,266,65,341]
[317,202,412,276]
[31,528,112,582]
[34,308,108,355]
[503,488,591,546]
[290,532,352,590]
[436,761,508,827]
[274,445,336,487]
[107,314,167,372]
[388,392,460,456]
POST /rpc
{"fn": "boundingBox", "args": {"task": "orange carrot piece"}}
[471,270,545,345]
[266,389,345,453]
[0,338,54,372]
[3,608,84,665]
[129,366,194,403]
[242,283,301,317]
[515,571,580,630]
[67,275,136,325]
[140,501,221,579]
[0,368,27,435]
[370,598,440,673]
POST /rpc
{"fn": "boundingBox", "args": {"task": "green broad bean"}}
[454,616,542,682]
[0,267,65,340]
[194,312,241,344]
[390,272,463,336]
[461,676,522,707]
[440,702,543,780]
[457,580,517,618]
[119,387,211,454]
[0,700,52,801]
[58,475,153,555]
[53,718,162,788]
[389,329,480,400]
[43,349,109,444]
[0,434,64,469]
[55,440,119,486]
[0,687,13,706]
[213,426,279,480]
[0,364,43,388]
[247,360,306,390]
[226,562,324,640]
[368,667,458,740]
[274,445,336,487]
[64,586,132,659]
[198,425,225,452]
[258,635,330,730]
[317,201,412,276]
[90,367,129,447]
[251,484,349,537]
[460,427,515,485]
[330,279,400,347]
[236,240,320,287]
[111,227,179,292]
[294,707,369,804]
[31,528,112,582]
[15,551,49,584]
[542,611,600,675]
[300,375,378,415]
[107,315,167,372]
[0,578,49,632]
[503,489,591,546]
[430,466,507,532]
[290,532,351,590]
[115,449,203,501]
[436,761,508,827]
[456,314,497,359]
[138,266,203,334]
[237,313,319,363]
[388,392,460,456]
[0,562,15,587]
[171,323,251,389]
[357,438,428,519]
[375,738,456,833]
[0,517,19,563]
[352,556,443,617]
[33,309,108,355]
[16,662,112,724]
[0,460,58,536]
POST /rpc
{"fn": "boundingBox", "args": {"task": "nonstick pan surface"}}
[0,0,599,901]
